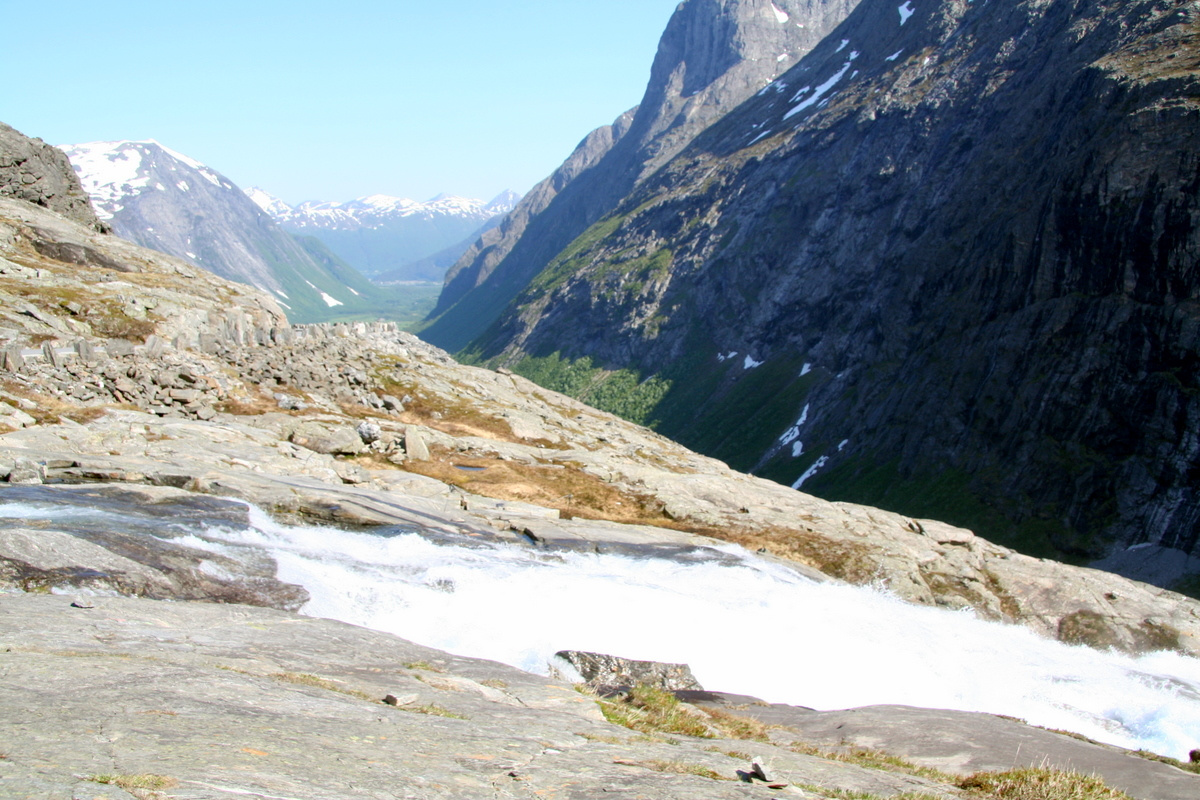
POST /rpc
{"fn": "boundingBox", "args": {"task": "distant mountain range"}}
[61,140,387,323]
[247,188,519,282]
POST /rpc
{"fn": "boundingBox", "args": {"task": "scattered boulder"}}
[356,420,382,444]
[7,456,44,485]
[404,426,430,461]
[290,422,364,456]
[552,650,704,693]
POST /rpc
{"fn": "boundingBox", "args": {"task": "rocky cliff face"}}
[0,123,106,232]
[422,0,861,351]
[60,140,389,323]
[466,0,1200,589]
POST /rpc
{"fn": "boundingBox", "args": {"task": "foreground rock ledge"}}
[1,593,1198,800]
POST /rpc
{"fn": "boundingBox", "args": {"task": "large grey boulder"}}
[289,421,365,455]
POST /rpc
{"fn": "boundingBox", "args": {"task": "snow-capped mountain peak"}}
[245,186,294,219]
[252,189,517,232]
[60,140,230,220]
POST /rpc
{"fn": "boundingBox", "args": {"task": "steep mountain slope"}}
[421,0,862,351]
[61,140,389,323]
[248,188,518,281]
[466,0,1200,589]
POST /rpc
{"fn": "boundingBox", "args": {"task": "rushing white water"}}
[5,495,1200,760]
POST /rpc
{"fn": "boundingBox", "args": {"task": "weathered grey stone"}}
[290,422,365,455]
[0,122,107,230]
[553,650,704,692]
[41,341,60,368]
[380,394,404,412]
[106,339,136,358]
[356,420,382,444]
[1,346,22,372]
[8,456,43,484]
[404,426,430,461]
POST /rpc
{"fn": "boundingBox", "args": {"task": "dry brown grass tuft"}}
[959,767,1135,799]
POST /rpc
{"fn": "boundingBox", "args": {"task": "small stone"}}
[384,692,419,707]
[381,394,404,412]
[70,597,96,609]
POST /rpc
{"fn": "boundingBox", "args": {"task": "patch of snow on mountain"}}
[792,441,805,457]
[836,39,849,53]
[744,355,764,369]
[800,363,812,376]
[899,1,915,25]
[838,439,850,452]
[785,55,857,120]
[886,49,904,61]
[717,351,739,362]
[792,456,829,489]
[185,252,197,259]
[320,292,344,308]
[246,187,294,218]
[273,289,289,299]
[771,3,789,23]
[176,181,190,192]
[60,142,150,219]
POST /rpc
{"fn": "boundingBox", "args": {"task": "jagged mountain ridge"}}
[420,0,863,351]
[61,140,385,323]
[249,187,519,282]
[464,0,1200,589]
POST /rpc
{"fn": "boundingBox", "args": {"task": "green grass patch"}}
[596,685,712,738]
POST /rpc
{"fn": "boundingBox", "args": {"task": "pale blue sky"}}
[4,1,681,205]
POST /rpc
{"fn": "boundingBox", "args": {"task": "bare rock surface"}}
[0,123,105,232]
[2,593,1196,800]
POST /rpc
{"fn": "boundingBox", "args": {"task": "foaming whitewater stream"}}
[4,491,1200,760]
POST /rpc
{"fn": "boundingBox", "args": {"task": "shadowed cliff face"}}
[422,0,861,351]
[467,0,1200,584]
